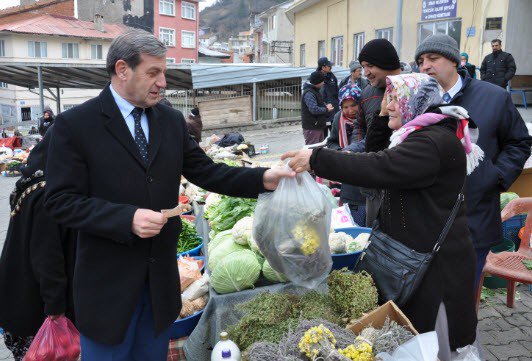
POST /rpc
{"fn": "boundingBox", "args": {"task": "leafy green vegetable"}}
[328,269,378,320]
[177,219,202,254]
[204,195,256,233]
[262,259,288,283]
[210,250,261,294]
[208,236,246,271]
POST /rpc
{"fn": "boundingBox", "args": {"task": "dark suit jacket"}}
[44,84,267,345]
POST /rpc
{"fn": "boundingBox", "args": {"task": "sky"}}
[0,0,20,10]
[200,0,218,11]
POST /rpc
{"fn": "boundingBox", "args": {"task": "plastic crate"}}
[169,310,204,339]
[502,214,527,249]
[177,239,203,257]
[331,226,372,270]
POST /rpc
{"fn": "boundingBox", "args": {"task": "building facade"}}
[256,0,294,64]
[154,0,199,64]
[287,0,532,75]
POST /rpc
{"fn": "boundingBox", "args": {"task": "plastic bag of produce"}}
[23,316,80,361]
[253,169,333,288]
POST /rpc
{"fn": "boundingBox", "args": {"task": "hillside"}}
[200,0,287,41]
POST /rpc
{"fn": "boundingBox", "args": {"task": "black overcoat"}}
[44,85,267,345]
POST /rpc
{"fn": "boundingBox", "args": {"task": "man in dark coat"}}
[357,39,402,226]
[301,71,334,145]
[317,57,339,137]
[416,34,532,287]
[480,39,517,89]
[44,29,292,361]
[0,126,76,361]
[338,60,369,90]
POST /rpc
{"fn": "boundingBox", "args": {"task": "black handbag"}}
[354,184,465,307]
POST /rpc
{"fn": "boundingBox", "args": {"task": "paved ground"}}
[0,106,531,360]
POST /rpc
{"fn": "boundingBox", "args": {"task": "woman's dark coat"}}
[311,117,477,349]
[0,131,76,336]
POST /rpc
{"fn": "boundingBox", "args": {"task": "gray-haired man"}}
[44,29,293,361]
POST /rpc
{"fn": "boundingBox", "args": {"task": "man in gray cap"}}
[339,60,369,90]
[415,34,532,290]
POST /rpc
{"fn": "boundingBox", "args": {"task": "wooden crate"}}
[198,95,252,127]
[347,301,418,335]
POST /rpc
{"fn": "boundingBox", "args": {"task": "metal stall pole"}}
[56,87,61,114]
[38,65,44,115]
[252,82,257,122]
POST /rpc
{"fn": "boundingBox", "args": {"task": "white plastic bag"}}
[452,345,482,361]
[182,273,210,301]
[376,331,439,361]
[253,169,333,288]
[331,204,357,229]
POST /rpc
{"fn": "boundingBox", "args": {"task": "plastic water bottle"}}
[211,331,241,361]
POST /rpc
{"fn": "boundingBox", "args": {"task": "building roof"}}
[0,14,128,40]
[285,0,321,23]
[198,46,230,58]
[238,30,253,37]
[0,0,70,17]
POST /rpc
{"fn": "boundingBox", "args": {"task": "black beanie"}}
[309,71,325,85]
[358,39,401,70]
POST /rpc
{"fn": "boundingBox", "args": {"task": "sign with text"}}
[422,0,458,21]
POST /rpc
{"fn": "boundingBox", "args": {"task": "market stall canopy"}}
[0,62,349,90]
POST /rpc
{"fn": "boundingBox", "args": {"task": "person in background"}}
[0,127,76,361]
[416,34,531,288]
[2,129,8,138]
[480,39,516,88]
[14,129,22,137]
[301,71,334,145]
[326,83,366,225]
[187,107,203,143]
[317,57,339,138]
[460,52,476,79]
[339,60,368,90]
[357,38,402,226]
[28,126,39,135]
[38,106,55,136]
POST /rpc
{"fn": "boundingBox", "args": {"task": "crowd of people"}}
[295,34,531,358]
[0,28,530,361]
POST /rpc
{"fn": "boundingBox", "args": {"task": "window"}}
[181,1,196,20]
[485,17,502,30]
[0,40,5,57]
[353,32,365,59]
[181,58,195,63]
[268,15,277,30]
[159,0,175,16]
[331,36,343,67]
[28,41,47,58]
[418,20,461,48]
[182,31,195,48]
[376,28,393,42]
[166,58,176,63]
[62,43,79,59]
[159,28,175,46]
[318,40,325,58]
[299,44,305,66]
[0,82,8,88]
[91,44,103,60]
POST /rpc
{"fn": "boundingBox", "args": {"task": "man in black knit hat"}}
[356,39,401,226]
[301,71,334,145]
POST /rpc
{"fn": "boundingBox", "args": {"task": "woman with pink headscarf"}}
[282,73,483,354]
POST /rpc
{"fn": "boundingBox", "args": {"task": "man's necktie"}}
[131,107,149,164]
[442,92,451,103]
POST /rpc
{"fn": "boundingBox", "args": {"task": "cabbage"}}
[208,237,246,271]
[262,259,288,283]
[208,230,234,253]
[500,192,519,211]
[210,250,261,294]
[248,235,263,256]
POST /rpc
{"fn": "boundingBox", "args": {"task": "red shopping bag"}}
[23,316,80,361]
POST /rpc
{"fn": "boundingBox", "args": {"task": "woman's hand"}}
[281,149,313,173]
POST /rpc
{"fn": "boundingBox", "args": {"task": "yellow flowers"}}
[338,337,374,361]
[292,222,320,255]
[298,324,337,358]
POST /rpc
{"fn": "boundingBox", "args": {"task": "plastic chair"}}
[475,232,532,311]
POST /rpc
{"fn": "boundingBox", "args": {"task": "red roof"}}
[0,14,128,40]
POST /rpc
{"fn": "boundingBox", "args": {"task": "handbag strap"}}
[431,181,465,254]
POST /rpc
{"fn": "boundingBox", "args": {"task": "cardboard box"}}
[347,301,418,336]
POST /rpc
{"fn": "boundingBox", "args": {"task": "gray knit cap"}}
[349,60,361,72]
[415,34,460,65]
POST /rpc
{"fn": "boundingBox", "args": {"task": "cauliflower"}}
[328,232,352,254]
[232,216,254,245]
[204,193,221,213]
[346,233,370,253]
